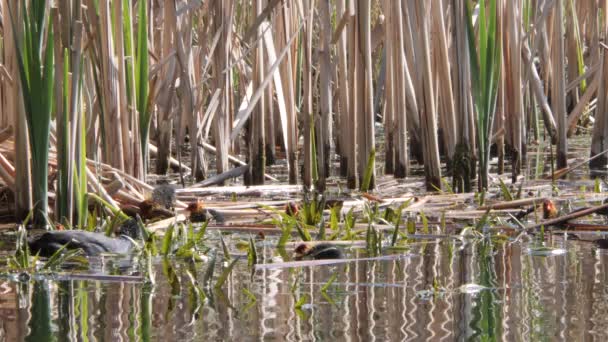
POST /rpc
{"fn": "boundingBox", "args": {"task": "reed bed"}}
[0,0,604,225]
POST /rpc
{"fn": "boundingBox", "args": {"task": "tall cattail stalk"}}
[10,0,55,226]
[246,0,266,185]
[155,0,178,175]
[452,0,475,193]
[2,0,32,219]
[431,0,456,167]
[504,0,524,182]
[382,0,395,175]
[408,1,441,190]
[280,2,299,184]
[590,1,608,169]
[357,0,375,190]
[317,0,333,191]
[553,0,569,169]
[302,0,315,188]
[336,0,350,178]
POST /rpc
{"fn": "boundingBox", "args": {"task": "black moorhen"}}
[294,243,343,260]
[28,218,140,257]
[595,239,608,249]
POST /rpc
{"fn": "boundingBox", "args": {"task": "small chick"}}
[285,201,299,217]
[120,204,141,218]
[152,184,177,210]
[542,199,558,219]
[185,201,226,223]
[294,243,343,260]
[186,201,208,223]
[138,199,174,221]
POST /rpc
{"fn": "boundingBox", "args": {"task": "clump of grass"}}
[465,0,501,191]
[300,189,326,226]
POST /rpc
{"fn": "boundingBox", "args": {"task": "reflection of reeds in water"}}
[8,240,608,340]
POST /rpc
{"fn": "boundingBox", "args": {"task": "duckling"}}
[285,201,299,217]
[28,218,140,257]
[185,201,225,224]
[294,243,343,260]
[152,183,177,210]
[542,199,559,219]
[138,199,174,221]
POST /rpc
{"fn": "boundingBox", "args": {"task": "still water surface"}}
[1,236,607,341]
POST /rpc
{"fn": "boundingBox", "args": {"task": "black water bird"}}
[185,201,225,224]
[28,218,141,257]
[294,243,343,260]
[595,239,608,249]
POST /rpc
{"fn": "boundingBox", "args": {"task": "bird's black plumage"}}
[295,243,343,260]
[28,218,140,257]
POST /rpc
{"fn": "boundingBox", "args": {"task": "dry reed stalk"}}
[301,0,315,188]
[246,0,266,185]
[279,2,298,184]
[336,0,350,178]
[357,0,375,189]
[565,2,580,111]
[317,0,333,190]
[2,0,31,218]
[408,1,441,190]
[346,0,358,189]
[262,18,289,168]
[400,3,421,152]
[567,72,599,136]
[553,0,568,169]
[113,0,134,177]
[505,0,524,180]
[590,1,608,169]
[155,0,178,175]
[522,42,557,138]
[393,1,409,178]
[381,0,394,175]
[98,0,125,171]
[265,81,276,165]
[431,0,456,166]
[176,0,205,181]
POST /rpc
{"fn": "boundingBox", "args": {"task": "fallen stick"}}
[191,165,248,187]
[562,223,608,231]
[526,203,608,230]
[0,151,15,192]
[85,168,119,208]
[199,141,278,181]
[479,197,545,210]
[179,184,301,195]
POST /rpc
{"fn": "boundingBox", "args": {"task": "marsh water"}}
[1,235,608,341]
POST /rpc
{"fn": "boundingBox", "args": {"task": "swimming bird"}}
[595,239,608,249]
[28,218,140,257]
[294,243,343,260]
[185,201,225,224]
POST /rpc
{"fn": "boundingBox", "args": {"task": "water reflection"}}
[1,238,607,341]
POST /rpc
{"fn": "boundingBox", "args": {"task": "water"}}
[1,236,607,341]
